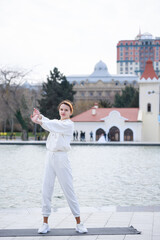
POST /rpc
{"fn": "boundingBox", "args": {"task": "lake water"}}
[0,145,160,209]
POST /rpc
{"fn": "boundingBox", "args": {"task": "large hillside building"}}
[67,60,138,104]
[117,32,160,77]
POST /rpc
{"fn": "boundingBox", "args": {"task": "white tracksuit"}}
[40,115,80,217]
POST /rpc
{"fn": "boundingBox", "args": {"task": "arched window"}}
[81,81,85,86]
[147,103,151,112]
[73,81,77,86]
[108,126,120,141]
[124,129,133,141]
[96,128,106,141]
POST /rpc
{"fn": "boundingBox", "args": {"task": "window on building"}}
[147,103,151,112]
[73,81,77,86]
[126,43,128,46]
[89,92,93,96]
[130,52,133,55]
[156,62,158,66]
[81,81,85,85]
[130,57,133,60]
[124,82,127,85]
[126,57,128,60]
[135,57,138,60]
[135,46,138,50]
[130,62,132,65]
[120,67,123,71]
[125,52,128,55]
[115,82,119,85]
[120,62,123,66]
[125,62,128,65]
[130,67,133,70]
[130,47,133,50]
[124,128,133,141]
[120,53,123,56]
[81,92,84,96]
[120,57,123,60]
[125,67,128,71]
[108,126,120,141]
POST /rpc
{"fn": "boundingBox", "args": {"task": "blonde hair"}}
[58,100,73,115]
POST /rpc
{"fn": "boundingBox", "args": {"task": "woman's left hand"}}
[30,114,41,124]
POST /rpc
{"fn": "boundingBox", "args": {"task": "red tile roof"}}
[141,60,158,80]
[72,108,139,122]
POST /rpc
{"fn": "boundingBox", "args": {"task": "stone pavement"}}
[0,207,160,240]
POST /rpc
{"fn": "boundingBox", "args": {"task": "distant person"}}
[73,131,76,141]
[90,131,93,141]
[108,132,111,142]
[75,130,78,141]
[83,132,86,141]
[80,131,83,141]
[30,100,87,234]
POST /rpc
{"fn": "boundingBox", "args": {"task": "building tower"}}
[117,32,160,77]
[139,59,160,142]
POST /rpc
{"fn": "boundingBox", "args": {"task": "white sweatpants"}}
[42,150,80,217]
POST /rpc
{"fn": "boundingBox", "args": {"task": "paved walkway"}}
[0,207,159,240]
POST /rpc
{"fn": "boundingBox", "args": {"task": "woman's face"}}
[59,103,71,120]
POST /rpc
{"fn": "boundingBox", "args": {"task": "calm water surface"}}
[0,145,160,208]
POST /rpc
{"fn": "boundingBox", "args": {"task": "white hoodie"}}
[41,115,74,152]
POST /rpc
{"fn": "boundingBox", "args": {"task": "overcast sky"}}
[0,0,160,82]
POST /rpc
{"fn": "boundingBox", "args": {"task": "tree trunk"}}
[21,129,28,141]
[15,109,28,141]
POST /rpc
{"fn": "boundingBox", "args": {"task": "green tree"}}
[39,67,75,119]
[114,86,139,108]
[98,99,112,108]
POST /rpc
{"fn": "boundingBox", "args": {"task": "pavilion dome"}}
[90,60,110,76]
[141,32,153,39]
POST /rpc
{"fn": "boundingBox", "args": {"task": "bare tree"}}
[0,68,33,140]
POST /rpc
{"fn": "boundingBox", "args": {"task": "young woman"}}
[30,100,88,234]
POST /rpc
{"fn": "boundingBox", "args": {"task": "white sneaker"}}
[38,223,50,234]
[76,222,88,233]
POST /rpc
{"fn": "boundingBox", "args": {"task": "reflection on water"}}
[0,145,160,208]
